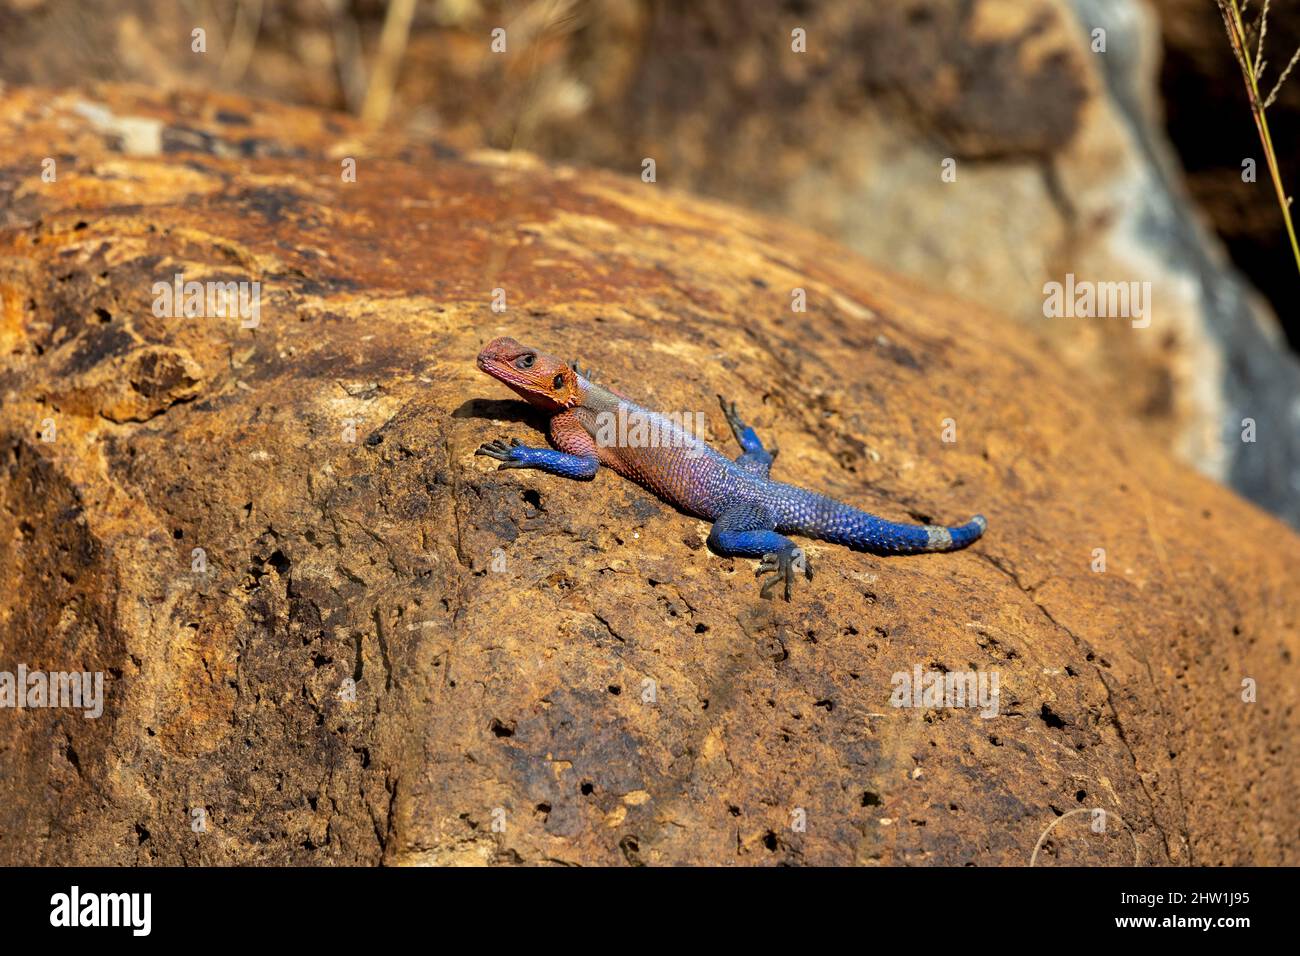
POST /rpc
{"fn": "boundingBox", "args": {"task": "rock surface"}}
[0,85,1298,865]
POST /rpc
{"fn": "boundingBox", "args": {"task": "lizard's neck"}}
[576,379,634,415]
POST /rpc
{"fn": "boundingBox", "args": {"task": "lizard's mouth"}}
[476,353,516,379]
[475,349,504,377]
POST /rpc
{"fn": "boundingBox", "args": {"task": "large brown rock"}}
[0,85,1297,865]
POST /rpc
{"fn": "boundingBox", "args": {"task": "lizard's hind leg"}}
[707,503,812,601]
[718,395,778,478]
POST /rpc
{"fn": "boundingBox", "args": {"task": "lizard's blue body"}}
[476,338,987,599]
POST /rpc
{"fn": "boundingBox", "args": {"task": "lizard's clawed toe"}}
[792,547,812,581]
[569,360,598,381]
[755,548,807,601]
[476,438,510,459]
[477,438,526,467]
[718,394,746,432]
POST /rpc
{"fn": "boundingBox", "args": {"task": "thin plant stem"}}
[1219,0,1300,278]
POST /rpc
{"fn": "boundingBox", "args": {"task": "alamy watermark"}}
[152,273,260,328]
[0,665,104,718]
[1042,273,1151,329]
[50,886,150,936]
[594,406,709,457]
[890,665,999,718]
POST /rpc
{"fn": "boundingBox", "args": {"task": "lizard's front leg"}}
[475,410,600,479]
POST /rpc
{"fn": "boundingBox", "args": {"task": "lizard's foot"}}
[755,547,813,601]
[718,394,779,461]
[568,359,599,382]
[475,437,529,468]
[718,394,746,434]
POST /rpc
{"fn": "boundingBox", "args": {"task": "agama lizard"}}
[475,337,987,599]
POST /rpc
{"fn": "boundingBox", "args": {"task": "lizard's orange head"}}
[477,336,582,410]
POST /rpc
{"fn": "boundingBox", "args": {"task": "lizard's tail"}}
[775,486,987,554]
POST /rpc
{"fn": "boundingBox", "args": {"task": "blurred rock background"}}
[2,0,1298,524]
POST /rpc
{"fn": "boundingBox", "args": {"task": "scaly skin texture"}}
[475,337,987,599]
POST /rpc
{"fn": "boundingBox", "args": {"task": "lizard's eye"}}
[515,354,535,369]
[552,373,566,390]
